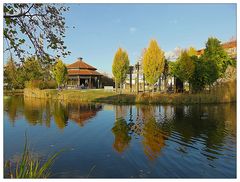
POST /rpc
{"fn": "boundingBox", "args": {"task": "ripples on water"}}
[4,96,236,178]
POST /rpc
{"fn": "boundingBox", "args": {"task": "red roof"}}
[67,59,97,70]
[221,40,237,49]
[196,40,237,56]
[68,69,102,76]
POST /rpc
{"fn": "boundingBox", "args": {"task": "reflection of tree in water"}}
[142,116,166,161]
[67,103,102,127]
[4,96,24,126]
[53,101,68,129]
[127,105,168,160]
[170,104,236,161]
[24,98,45,126]
[112,117,131,153]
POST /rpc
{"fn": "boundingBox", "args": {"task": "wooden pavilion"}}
[67,57,102,89]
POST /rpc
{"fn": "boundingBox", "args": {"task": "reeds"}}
[5,133,62,178]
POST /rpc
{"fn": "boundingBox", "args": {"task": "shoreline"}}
[22,80,236,105]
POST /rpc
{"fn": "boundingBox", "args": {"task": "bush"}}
[25,80,57,90]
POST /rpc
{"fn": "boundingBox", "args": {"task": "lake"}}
[4,96,236,178]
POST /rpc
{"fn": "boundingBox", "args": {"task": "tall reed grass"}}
[4,134,62,178]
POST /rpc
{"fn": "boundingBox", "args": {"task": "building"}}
[196,40,237,59]
[67,57,102,89]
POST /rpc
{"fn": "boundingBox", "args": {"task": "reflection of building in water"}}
[157,105,175,121]
[114,105,128,119]
[103,105,114,111]
[68,103,102,127]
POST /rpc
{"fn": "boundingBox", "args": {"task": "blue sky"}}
[4,3,237,75]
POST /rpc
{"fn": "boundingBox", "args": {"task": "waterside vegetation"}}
[23,78,236,104]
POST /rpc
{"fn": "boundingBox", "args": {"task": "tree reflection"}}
[142,116,166,161]
[53,102,68,129]
[112,117,131,153]
[24,98,44,125]
[4,96,24,126]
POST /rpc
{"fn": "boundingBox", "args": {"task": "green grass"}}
[4,133,62,178]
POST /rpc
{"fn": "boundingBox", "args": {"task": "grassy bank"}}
[4,89,24,96]
[23,80,236,105]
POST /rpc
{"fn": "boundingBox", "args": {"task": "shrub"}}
[25,80,57,90]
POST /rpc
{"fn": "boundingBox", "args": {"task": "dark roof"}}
[67,59,97,70]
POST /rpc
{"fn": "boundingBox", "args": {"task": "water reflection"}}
[112,117,131,153]
[68,103,102,127]
[4,96,102,129]
[4,96,236,168]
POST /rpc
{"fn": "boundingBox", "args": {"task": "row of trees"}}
[172,37,235,92]
[112,37,235,93]
[4,56,68,90]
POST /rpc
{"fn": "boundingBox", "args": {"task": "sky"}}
[4,3,237,75]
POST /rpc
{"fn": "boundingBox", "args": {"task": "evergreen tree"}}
[112,48,130,92]
[4,56,18,89]
[142,40,165,92]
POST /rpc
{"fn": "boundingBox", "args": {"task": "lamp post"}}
[129,66,134,93]
[135,62,140,93]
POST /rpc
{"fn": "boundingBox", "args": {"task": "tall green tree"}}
[174,50,195,84]
[52,59,68,88]
[142,40,165,92]
[112,48,130,92]
[189,56,207,92]
[3,3,71,63]
[202,37,232,86]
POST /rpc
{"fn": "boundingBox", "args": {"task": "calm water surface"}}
[4,96,236,178]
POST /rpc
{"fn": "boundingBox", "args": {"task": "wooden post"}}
[129,66,133,93]
[89,76,92,89]
[158,77,161,92]
[143,73,145,93]
[136,62,139,93]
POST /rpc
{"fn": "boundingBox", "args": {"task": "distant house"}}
[67,57,102,89]
[196,40,237,59]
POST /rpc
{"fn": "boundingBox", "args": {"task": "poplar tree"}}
[142,40,165,92]
[112,48,130,93]
[52,59,68,89]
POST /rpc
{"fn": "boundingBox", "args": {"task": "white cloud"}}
[129,27,137,34]
[165,47,182,61]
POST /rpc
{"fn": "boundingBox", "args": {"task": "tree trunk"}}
[120,82,122,94]
[164,76,168,92]
[115,81,118,92]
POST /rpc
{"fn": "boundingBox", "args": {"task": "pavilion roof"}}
[67,58,97,70]
[68,69,102,76]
